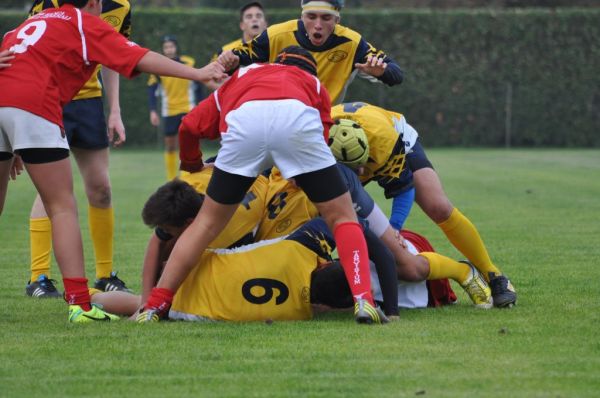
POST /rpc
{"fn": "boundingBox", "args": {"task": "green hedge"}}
[2,8,599,147]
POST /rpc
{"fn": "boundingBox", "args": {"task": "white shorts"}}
[215,99,336,179]
[0,107,69,153]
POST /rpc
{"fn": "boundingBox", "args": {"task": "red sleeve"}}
[83,15,149,79]
[178,93,221,172]
[318,86,333,141]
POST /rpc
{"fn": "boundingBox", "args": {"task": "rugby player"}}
[329,101,517,308]
[0,0,226,322]
[137,46,386,324]
[218,0,403,104]
[24,0,133,298]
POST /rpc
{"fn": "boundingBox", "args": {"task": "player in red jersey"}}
[137,46,386,325]
[0,0,226,323]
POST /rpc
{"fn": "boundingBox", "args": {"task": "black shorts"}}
[63,97,108,150]
[164,113,185,137]
[406,139,433,172]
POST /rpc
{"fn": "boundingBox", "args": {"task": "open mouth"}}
[252,24,259,30]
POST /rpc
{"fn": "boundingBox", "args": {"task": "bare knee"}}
[86,182,112,208]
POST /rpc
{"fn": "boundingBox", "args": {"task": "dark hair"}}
[58,0,90,8]
[240,1,265,21]
[275,45,318,76]
[310,260,353,308]
[162,34,178,45]
[142,180,204,228]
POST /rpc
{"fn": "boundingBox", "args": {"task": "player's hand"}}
[0,49,14,69]
[354,55,387,78]
[197,62,228,84]
[149,110,160,127]
[393,228,407,249]
[9,154,23,180]
[217,50,240,72]
[107,111,126,147]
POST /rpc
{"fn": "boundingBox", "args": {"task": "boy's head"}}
[142,180,204,239]
[161,35,178,59]
[239,1,267,42]
[300,0,343,47]
[275,46,318,76]
[60,0,102,15]
[310,260,353,308]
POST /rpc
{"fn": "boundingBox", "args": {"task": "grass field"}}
[1,149,599,397]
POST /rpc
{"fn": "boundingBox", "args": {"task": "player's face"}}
[240,6,267,41]
[162,41,178,59]
[301,11,339,47]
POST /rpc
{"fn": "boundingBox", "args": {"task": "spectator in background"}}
[148,35,204,180]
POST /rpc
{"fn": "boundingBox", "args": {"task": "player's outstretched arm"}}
[136,51,228,84]
[0,49,14,69]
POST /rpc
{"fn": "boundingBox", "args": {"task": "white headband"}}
[301,1,340,17]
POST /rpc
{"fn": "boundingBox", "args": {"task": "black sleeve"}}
[364,228,399,316]
[233,30,271,66]
[353,39,404,87]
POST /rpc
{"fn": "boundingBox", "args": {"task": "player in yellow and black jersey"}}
[218,0,403,104]
[330,102,517,308]
[148,35,205,181]
[91,177,396,322]
[24,0,133,298]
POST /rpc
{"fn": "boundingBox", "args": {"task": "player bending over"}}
[137,46,384,324]
[0,0,226,322]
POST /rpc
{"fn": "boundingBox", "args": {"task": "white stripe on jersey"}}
[75,9,90,66]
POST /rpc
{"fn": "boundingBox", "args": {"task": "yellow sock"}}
[165,150,178,180]
[30,217,52,281]
[88,205,114,279]
[437,208,501,281]
[419,252,471,284]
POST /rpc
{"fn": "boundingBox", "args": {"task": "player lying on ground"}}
[94,179,397,322]
[328,102,517,308]
[0,0,226,323]
[259,162,494,309]
[138,46,384,324]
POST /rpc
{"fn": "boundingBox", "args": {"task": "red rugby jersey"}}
[0,4,148,127]
[178,63,332,168]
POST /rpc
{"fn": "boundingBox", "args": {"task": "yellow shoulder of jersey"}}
[222,38,243,53]
[101,0,131,34]
[180,55,195,67]
[333,24,363,44]
[267,19,299,39]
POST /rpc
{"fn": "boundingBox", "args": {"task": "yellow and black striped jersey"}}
[331,102,407,188]
[170,218,335,322]
[147,55,200,117]
[180,168,268,248]
[255,168,318,241]
[233,19,403,104]
[28,0,132,100]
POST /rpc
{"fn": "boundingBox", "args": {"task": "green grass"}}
[1,149,599,397]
